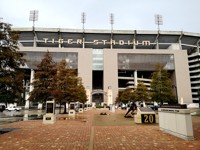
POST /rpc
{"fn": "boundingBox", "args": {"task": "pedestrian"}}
[124,102,136,117]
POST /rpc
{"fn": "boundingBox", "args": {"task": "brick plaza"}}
[0,109,200,150]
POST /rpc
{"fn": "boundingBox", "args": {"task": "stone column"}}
[86,88,91,104]
[134,70,138,87]
[83,37,85,48]
[107,87,113,105]
[33,36,37,47]
[24,81,30,109]
[25,69,35,109]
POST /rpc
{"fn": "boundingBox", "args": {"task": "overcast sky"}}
[1,0,200,33]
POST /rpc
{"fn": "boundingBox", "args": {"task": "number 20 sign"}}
[141,114,156,123]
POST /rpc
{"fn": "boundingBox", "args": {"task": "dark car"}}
[0,105,6,112]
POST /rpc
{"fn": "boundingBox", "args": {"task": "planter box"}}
[158,108,194,140]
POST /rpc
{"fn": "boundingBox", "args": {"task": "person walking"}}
[124,102,136,117]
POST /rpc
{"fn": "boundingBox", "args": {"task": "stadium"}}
[14,27,200,107]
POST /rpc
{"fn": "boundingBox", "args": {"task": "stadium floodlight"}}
[81,12,86,31]
[110,13,114,32]
[155,14,163,31]
[29,10,39,28]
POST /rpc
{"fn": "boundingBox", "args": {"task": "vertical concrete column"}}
[179,39,182,50]
[58,43,61,48]
[156,39,159,49]
[110,38,113,49]
[24,81,30,109]
[78,48,92,96]
[25,69,35,109]
[134,70,138,87]
[30,69,34,92]
[174,50,192,103]
[33,36,37,47]
[86,88,91,104]
[197,40,200,54]
[83,37,85,48]
[107,87,113,105]
[104,49,118,105]
[133,39,136,49]
[133,30,136,49]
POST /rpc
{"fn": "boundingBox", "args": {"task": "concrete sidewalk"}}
[0,109,200,150]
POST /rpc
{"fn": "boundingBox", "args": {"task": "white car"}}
[187,103,199,109]
[5,106,22,111]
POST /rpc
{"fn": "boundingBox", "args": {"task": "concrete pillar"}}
[107,87,113,105]
[30,69,34,92]
[58,43,61,48]
[174,50,192,103]
[83,37,85,48]
[197,40,200,54]
[25,69,35,109]
[179,39,182,50]
[133,39,136,49]
[134,70,138,87]
[156,39,159,49]
[110,38,113,49]
[23,110,29,121]
[103,49,118,106]
[33,36,37,47]
[86,88,91,104]
[24,81,30,109]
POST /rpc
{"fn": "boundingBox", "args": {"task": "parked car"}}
[5,106,22,111]
[0,105,6,112]
[187,103,199,109]
[121,103,127,110]
[145,102,160,110]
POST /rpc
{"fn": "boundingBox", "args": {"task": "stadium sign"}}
[43,38,151,46]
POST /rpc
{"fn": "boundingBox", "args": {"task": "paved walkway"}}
[0,109,200,150]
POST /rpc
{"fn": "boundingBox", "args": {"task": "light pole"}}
[110,13,114,49]
[29,10,38,29]
[81,12,86,32]
[155,14,163,31]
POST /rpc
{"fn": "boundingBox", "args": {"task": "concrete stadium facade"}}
[14,28,200,106]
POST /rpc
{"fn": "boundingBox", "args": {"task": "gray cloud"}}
[0,0,200,33]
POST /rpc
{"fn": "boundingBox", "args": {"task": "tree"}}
[28,51,57,105]
[51,59,87,113]
[118,88,134,104]
[133,81,150,102]
[51,59,75,113]
[0,22,25,105]
[115,91,123,104]
[51,59,70,105]
[150,64,176,105]
[117,81,150,104]
[73,79,87,104]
